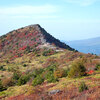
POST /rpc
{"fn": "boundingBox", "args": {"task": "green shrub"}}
[45,64,57,72]
[23,64,27,67]
[79,82,88,92]
[42,50,50,56]
[0,66,6,71]
[0,80,6,92]
[17,75,30,86]
[13,73,20,80]
[31,68,44,78]
[6,60,9,64]
[32,75,44,86]
[45,71,58,83]
[43,64,58,83]
[68,59,86,78]
[95,64,100,70]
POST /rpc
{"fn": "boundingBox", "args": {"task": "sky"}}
[0,0,100,41]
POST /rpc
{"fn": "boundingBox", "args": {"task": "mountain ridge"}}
[0,24,74,59]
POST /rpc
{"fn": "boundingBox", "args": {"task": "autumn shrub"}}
[79,82,88,92]
[54,68,68,79]
[2,78,14,87]
[32,75,44,86]
[86,70,94,75]
[17,75,30,86]
[68,59,86,78]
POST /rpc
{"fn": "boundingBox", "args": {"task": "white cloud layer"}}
[65,0,98,6]
[0,5,57,19]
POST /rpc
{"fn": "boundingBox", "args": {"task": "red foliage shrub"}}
[14,55,18,58]
[86,70,94,75]
[19,46,27,50]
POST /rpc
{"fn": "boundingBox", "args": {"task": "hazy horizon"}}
[0,0,100,41]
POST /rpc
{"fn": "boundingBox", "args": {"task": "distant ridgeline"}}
[67,37,100,55]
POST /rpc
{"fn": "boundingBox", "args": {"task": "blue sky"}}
[0,0,100,41]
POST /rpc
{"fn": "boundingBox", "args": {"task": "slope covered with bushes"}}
[0,25,99,100]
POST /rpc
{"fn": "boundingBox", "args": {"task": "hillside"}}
[67,37,100,55]
[0,25,99,100]
[0,24,74,60]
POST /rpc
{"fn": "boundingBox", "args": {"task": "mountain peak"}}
[26,24,41,28]
[0,24,74,59]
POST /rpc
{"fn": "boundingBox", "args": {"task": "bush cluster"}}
[32,64,68,86]
[3,58,88,88]
[68,59,86,78]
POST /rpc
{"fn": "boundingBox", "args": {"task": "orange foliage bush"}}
[2,77,14,87]
[54,69,66,78]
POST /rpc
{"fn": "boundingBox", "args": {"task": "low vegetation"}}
[79,82,88,92]
[0,50,99,100]
[0,25,99,100]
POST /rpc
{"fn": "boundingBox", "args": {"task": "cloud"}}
[65,0,98,6]
[0,5,57,19]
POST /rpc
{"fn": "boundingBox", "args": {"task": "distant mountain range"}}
[66,37,100,55]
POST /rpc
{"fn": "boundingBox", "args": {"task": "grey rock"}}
[48,90,60,95]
